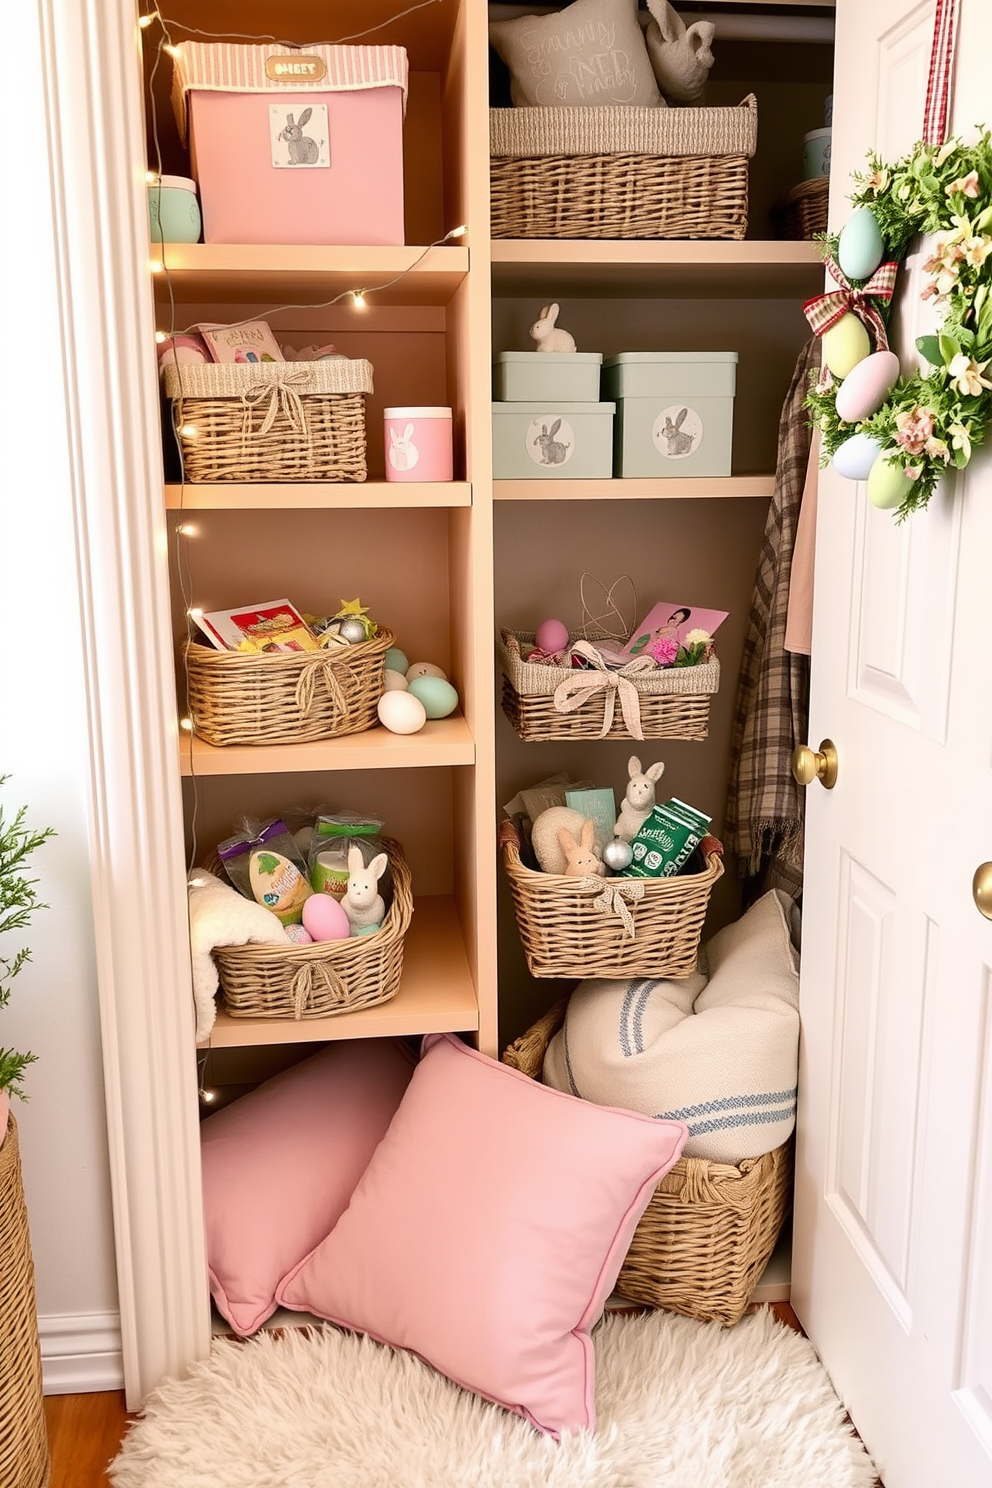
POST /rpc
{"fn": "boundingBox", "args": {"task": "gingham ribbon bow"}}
[241,369,312,440]
[580,876,645,939]
[552,641,657,740]
[803,258,898,352]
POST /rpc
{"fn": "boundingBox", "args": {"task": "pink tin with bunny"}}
[383,407,453,483]
[602,352,738,478]
[170,43,408,246]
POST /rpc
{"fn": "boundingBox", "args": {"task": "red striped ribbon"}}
[923,0,959,145]
[803,258,899,351]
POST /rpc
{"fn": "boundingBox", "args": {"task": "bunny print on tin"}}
[278,107,322,165]
[529,303,577,353]
[534,419,571,466]
[341,845,388,936]
[660,407,696,458]
[388,423,420,472]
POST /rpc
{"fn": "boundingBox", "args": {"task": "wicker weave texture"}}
[490,97,758,159]
[772,177,829,240]
[502,1003,793,1325]
[500,821,722,980]
[171,389,368,483]
[185,627,393,747]
[210,837,413,1020]
[0,1115,51,1488]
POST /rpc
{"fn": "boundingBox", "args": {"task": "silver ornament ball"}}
[603,838,633,872]
[337,617,369,644]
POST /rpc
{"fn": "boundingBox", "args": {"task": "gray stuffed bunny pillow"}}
[490,0,664,109]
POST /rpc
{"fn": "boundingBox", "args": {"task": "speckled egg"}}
[377,689,427,734]
[382,668,409,692]
[302,892,351,942]
[832,432,884,481]
[384,647,409,675]
[406,661,448,682]
[835,350,900,424]
[837,207,885,282]
[822,313,871,379]
[866,453,914,510]
[408,675,458,719]
[535,618,570,653]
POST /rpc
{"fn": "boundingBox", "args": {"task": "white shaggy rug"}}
[109,1308,877,1488]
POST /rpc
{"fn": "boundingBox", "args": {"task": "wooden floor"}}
[44,1304,813,1484]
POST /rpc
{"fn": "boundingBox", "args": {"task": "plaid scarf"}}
[724,338,820,898]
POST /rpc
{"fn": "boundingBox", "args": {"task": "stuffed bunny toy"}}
[557,819,606,878]
[529,303,577,353]
[644,0,715,103]
[278,108,321,165]
[532,805,593,875]
[614,755,667,842]
[342,845,388,935]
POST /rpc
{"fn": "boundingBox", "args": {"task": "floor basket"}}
[206,837,413,1021]
[490,96,756,240]
[500,820,723,980]
[499,630,719,743]
[771,177,829,240]
[0,1114,51,1488]
[162,357,373,482]
[502,1001,793,1325]
[184,626,394,747]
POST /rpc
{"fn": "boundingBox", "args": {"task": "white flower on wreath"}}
[947,170,981,199]
[949,421,973,461]
[947,352,992,397]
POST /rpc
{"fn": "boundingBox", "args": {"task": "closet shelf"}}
[151,243,470,307]
[200,896,478,1048]
[165,481,473,511]
[494,476,775,501]
[489,241,824,299]
[178,715,475,776]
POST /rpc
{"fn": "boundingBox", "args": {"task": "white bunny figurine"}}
[557,819,606,878]
[388,423,420,472]
[613,755,667,842]
[529,303,577,354]
[341,845,388,935]
[644,1,715,103]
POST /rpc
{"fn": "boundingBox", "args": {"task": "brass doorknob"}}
[791,738,838,790]
[974,863,992,920]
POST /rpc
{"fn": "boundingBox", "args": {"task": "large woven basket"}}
[499,630,719,743]
[184,625,394,747]
[490,96,756,240]
[500,819,723,980]
[771,176,829,240]
[502,1002,793,1324]
[0,1113,50,1488]
[162,357,373,482]
[206,836,413,1021]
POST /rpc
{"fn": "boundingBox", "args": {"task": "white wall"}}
[2,0,122,1391]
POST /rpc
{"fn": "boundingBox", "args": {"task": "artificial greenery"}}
[0,778,55,1102]
[807,130,992,518]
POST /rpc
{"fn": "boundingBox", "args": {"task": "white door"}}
[793,2,992,1486]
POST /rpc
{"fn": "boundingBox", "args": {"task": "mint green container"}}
[493,352,603,403]
[492,402,615,479]
[148,174,202,244]
[602,352,738,478]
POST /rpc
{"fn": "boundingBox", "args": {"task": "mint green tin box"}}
[602,352,738,478]
[493,352,603,403]
[492,402,615,479]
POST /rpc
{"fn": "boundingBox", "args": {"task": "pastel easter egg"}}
[535,618,570,653]
[406,661,448,682]
[377,689,427,734]
[382,668,409,692]
[408,676,458,719]
[384,647,409,675]
[302,891,351,942]
[822,313,871,379]
[866,453,914,511]
[284,923,314,945]
[835,350,900,424]
[832,432,884,481]
[837,207,885,282]
[248,850,313,926]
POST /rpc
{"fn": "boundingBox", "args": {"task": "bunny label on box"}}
[269,104,330,168]
[653,405,702,461]
[527,416,574,467]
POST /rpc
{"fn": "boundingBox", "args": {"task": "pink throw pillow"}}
[277,1033,687,1436]
[201,1038,414,1337]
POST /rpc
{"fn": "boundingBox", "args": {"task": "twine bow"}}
[552,641,657,740]
[241,369,312,442]
[294,653,347,721]
[289,960,346,1020]
[803,258,899,353]
[580,876,645,939]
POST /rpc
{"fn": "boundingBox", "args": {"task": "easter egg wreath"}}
[805,129,992,519]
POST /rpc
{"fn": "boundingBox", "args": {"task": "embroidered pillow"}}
[489,0,664,109]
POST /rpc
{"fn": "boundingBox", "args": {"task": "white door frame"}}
[37,0,209,1405]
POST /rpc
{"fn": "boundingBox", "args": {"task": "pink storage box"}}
[384,407,453,482]
[171,43,408,247]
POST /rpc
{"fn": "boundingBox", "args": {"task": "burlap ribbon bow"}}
[803,257,898,353]
[580,876,645,938]
[289,959,346,1020]
[241,369,312,442]
[294,653,347,720]
[553,641,657,740]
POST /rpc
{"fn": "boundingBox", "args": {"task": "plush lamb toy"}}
[187,870,291,1040]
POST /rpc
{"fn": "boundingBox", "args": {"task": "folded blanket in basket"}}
[542,890,799,1166]
[188,870,290,1040]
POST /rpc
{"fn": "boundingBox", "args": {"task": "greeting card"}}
[621,601,729,659]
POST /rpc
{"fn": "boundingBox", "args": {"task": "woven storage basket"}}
[500,819,723,980]
[771,177,829,240]
[490,95,756,240]
[0,1114,50,1488]
[499,630,719,742]
[185,625,394,747]
[205,836,413,1021]
[502,1002,793,1324]
[162,357,373,482]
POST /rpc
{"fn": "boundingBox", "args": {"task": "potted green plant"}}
[0,776,54,1144]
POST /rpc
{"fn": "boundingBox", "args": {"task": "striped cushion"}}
[542,890,799,1165]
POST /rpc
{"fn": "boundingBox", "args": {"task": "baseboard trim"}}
[40,1311,124,1395]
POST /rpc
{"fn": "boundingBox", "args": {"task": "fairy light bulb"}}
[146,171,160,185]
[351,291,368,310]
[154,330,167,343]
[164,43,180,57]
[138,12,157,26]
[177,522,198,537]
[180,716,194,733]
[149,258,163,274]
[188,606,203,619]
[446,224,468,239]
[179,424,198,438]
[199,1087,217,1105]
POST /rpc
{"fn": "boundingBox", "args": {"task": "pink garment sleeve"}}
[785,429,820,657]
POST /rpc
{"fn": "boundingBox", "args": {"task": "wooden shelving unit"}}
[165,481,473,510]
[490,241,824,300]
[152,243,470,307]
[494,476,776,501]
[178,715,475,776]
